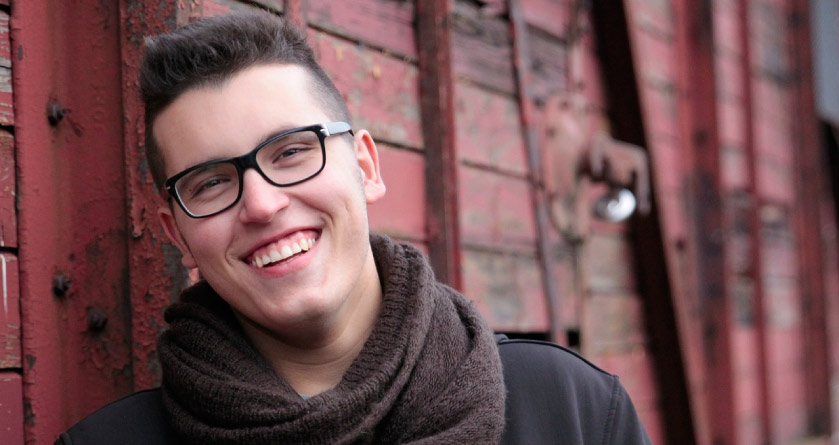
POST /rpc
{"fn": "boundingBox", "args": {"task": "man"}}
[58,10,651,444]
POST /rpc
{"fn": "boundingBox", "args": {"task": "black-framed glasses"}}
[164,121,353,218]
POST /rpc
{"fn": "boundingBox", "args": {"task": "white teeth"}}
[250,235,318,268]
[269,249,282,263]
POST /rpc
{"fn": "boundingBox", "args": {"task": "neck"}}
[237,250,383,396]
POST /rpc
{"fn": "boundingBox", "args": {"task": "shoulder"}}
[496,336,651,444]
[496,336,617,399]
[56,388,172,445]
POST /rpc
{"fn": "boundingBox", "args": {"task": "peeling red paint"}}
[119,0,186,393]
[14,1,133,442]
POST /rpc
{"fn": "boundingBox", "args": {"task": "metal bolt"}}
[52,274,71,298]
[86,306,108,332]
[47,101,68,127]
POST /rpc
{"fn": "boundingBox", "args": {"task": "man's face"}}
[154,64,385,336]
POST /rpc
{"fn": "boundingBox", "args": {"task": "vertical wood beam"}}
[16,1,133,440]
[509,0,567,344]
[119,0,191,391]
[590,1,697,442]
[674,0,736,443]
[788,0,832,435]
[507,0,561,342]
[737,0,773,441]
[416,0,462,289]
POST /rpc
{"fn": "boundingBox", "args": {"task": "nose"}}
[237,169,290,224]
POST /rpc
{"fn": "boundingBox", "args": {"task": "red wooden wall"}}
[0,2,20,442]
[3,0,838,444]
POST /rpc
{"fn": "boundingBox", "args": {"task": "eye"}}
[178,165,237,201]
[198,177,228,191]
[275,146,307,160]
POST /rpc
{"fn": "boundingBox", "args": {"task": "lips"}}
[245,230,320,268]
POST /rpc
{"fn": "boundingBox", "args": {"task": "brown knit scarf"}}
[158,234,506,444]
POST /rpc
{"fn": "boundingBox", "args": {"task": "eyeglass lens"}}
[174,129,324,216]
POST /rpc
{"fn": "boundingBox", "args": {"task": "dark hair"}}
[139,10,351,189]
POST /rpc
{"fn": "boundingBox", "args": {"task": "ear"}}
[353,130,386,204]
[158,205,198,269]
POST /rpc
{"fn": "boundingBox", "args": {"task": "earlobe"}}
[354,130,387,204]
[158,206,198,269]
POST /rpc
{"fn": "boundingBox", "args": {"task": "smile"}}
[247,231,319,268]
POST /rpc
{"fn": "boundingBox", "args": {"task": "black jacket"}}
[58,337,651,444]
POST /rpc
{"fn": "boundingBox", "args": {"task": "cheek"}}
[182,219,234,258]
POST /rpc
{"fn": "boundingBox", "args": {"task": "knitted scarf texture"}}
[158,234,506,444]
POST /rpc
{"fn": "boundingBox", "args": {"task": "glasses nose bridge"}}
[233,147,276,197]
[233,149,271,184]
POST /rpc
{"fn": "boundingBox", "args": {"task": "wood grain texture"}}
[313,30,423,149]
[0,372,23,444]
[307,0,416,59]
[367,145,426,241]
[454,81,527,176]
[451,1,515,94]
[0,254,18,369]
[0,12,12,126]
[0,131,14,249]
[461,248,548,332]
[520,0,570,38]
[458,165,537,252]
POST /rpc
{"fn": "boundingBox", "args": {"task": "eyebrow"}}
[182,122,310,170]
[254,122,304,146]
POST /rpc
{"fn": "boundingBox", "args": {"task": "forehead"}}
[153,64,332,175]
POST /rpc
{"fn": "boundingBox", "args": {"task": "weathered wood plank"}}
[451,1,516,94]
[756,158,794,203]
[0,131,13,249]
[520,0,570,38]
[639,78,679,140]
[526,26,567,104]
[634,28,676,86]
[0,254,18,368]
[0,12,12,126]
[648,132,683,192]
[759,206,796,280]
[307,0,416,59]
[313,30,423,150]
[715,51,745,101]
[627,0,675,39]
[458,166,537,252]
[0,372,23,444]
[454,81,527,175]
[582,234,637,294]
[367,145,426,241]
[718,97,746,149]
[583,293,648,355]
[462,248,548,332]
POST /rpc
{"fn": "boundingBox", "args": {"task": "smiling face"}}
[154,64,386,341]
